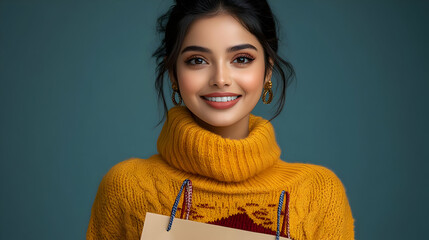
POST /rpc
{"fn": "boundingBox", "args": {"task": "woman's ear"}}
[165,56,176,85]
[168,69,176,85]
[264,58,274,84]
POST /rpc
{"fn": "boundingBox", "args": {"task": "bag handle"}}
[180,179,193,219]
[167,179,193,231]
[276,190,291,240]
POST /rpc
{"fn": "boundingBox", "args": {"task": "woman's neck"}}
[157,106,281,182]
[193,114,250,140]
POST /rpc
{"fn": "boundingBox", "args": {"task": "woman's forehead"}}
[181,14,262,53]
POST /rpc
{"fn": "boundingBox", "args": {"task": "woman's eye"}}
[233,56,254,64]
[186,57,207,65]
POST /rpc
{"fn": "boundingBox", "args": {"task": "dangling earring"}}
[172,82,182,106]
[262,81,273,104]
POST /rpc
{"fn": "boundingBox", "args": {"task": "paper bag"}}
[140,212,292,240]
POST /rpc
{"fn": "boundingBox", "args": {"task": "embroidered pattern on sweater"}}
[178,201,289,237]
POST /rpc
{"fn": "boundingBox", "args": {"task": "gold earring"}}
[172,82,182,106]
[262,81,273,104]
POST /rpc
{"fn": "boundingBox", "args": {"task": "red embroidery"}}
[245,203,259,206]
[237,207,246,212]
[208,213,287,237]
[196,203,215,209]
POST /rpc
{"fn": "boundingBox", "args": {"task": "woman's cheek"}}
[236,68,264,94]
[178,70,205,98]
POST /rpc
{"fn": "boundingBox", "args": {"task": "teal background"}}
[1,0,428,239]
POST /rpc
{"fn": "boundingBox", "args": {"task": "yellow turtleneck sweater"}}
[87,106,354,239]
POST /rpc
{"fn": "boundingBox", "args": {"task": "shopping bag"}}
[140,212,291,240]
[140,179,292,240]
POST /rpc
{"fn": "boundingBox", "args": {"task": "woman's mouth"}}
[201,94,241,109]
[202,96,240,102]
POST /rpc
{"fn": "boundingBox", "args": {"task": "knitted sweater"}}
[87,106,354,239]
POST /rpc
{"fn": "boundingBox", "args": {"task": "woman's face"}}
[174,14,269,138]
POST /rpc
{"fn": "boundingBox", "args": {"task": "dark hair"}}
[153,0,295,123]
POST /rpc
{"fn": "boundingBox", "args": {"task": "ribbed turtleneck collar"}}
[157,106,281,182]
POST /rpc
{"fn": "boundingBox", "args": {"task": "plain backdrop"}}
[1,0,428,239]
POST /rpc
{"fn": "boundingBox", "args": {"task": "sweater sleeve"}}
[87,160,146,240]
[87,165,126,240]
[309,166,355,240]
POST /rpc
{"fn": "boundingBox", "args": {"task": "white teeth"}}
[205,96,239,102]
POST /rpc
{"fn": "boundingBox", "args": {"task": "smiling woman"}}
[87,0,355,239]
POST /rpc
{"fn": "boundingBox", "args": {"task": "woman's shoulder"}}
[102,156,154,179]
[105,155,162,174]
[96,155,165,198]
[274,160,348,194]
[276,161,354,236]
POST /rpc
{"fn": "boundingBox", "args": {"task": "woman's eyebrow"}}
[227,44,257,52]
[181,46,211,54]
[181,44,257,54]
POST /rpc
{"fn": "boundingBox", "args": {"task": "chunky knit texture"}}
[87,106,354,239]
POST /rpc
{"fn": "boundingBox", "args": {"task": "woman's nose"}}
[209,63,232,88]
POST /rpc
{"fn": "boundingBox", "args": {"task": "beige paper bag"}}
[140,212,291,240]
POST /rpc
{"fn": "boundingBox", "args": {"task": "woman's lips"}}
[201,93,241,109]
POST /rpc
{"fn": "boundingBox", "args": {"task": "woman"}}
[87,0,354,239]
